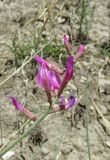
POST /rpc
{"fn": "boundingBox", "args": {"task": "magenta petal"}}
[37,64,61,92]
[34,55,47,66]
[50,70,61,90]
[36,64,52,104]
[64,34,72,55]
[37,64,52,91]
[60,95,65,106]
[7,96,24,111]
[59,95,66,110]
[64,34,69,44]
[64,55,74,82]
[77,44,85,55]
[58,56,74,96]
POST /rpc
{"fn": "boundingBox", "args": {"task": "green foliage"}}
[77,0,90,41]
[98,42,110,57]
[72,0,95,43]
[11,32,67,67]
[11,33,38,67]
[43,42,66,60]
[101,49,110,57]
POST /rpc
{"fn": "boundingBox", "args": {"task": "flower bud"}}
[64,34,72,55]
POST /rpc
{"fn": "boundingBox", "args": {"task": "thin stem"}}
[0,120,30,152]
[0,101,3,147]
[0,108,51,157]
[85,70,91,160]
[85,105,91,160]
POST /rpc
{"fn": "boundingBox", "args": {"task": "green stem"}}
[0,101,3,148]
[85,70,91,160]
[0,108,52,157]
[85,105,91,160]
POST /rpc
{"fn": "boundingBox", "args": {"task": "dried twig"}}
[90,96,110,130]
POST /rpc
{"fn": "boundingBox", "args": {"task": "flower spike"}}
[35,55,62,99]
[7,96,24,111]
[7,96,36,121]
[58,56,74,96]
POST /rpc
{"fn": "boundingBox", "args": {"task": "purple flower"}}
[60,95,78,109]
[64,56,74,82]
[35,55,48,66]
[77,44,85,55]
[66,95,78,109]
[36,61,61,104]
[58,56,74,95]
[50,70,61,91]
[37,64,61,92]
[60,95,65,106]
[7,96,36,121]
[37,64,52,91]
[7,96,24,111]
[52,95,78,112]
[64,34,72,55]
[74,44,85,62]
[35,54,74,97]
[64,34,69,43]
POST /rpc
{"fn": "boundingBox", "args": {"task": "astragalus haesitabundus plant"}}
[1,34,85,157]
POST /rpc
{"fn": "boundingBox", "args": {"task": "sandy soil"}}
[0,0,110,160]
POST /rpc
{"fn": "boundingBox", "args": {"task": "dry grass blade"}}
[0,119,30,151]
[90,96,110,130]
[23,8,47,27]
[97,57,110,92]
[53,2,65,23]
[0,43,49,88]
[23,0,60,28]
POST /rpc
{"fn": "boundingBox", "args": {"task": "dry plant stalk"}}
[90,96,110,130]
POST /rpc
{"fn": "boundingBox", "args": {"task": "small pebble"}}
[80,76,87,83]
[60,145,73,155]
[41,148,49,155]
[105,141,110,148]
[2,151,15,160]
[90,106,94,111]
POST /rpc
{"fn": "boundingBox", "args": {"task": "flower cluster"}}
[7,34,85,119]
[35,34,85,111]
